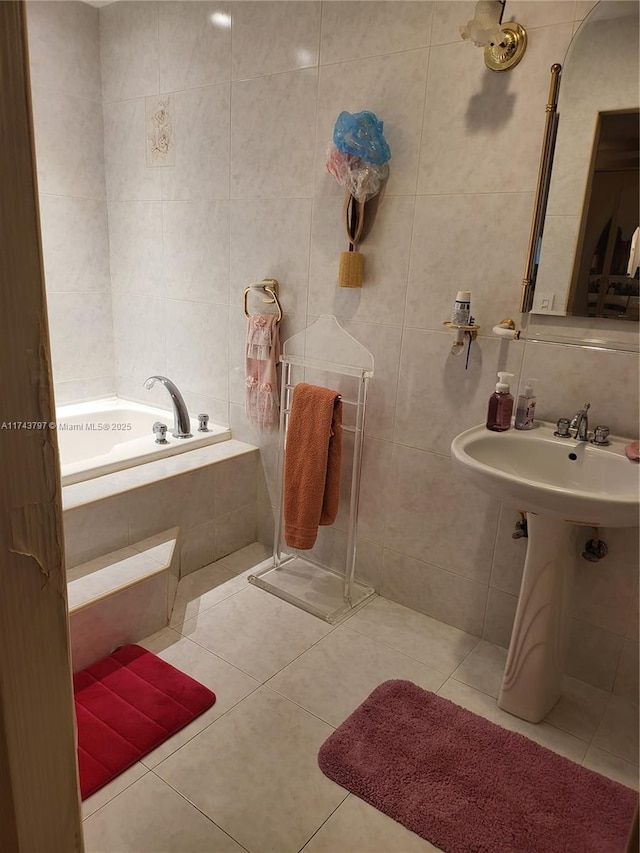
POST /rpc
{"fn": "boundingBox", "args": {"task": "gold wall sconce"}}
[460,0,527,72]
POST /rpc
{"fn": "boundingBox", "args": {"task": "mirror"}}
[530,0,639,319]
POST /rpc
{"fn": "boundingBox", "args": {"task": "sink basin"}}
[451,421,639,723]
[451,422,639,527]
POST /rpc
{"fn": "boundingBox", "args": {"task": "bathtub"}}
[56,398,230,486]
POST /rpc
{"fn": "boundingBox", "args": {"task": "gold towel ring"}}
[243,279,282,321]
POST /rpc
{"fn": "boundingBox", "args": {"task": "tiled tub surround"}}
[28,0,638,702]
[63,440,260,577]
[26,1,115,404]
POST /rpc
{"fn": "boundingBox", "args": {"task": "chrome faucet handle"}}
[198,413,210,432]
[569,402,590,428]
[153,422,168,444]
[554,418,571,437]
[591,425,610,446]
[569,402,591,441]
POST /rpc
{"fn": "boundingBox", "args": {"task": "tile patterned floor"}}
[82,543,640,853]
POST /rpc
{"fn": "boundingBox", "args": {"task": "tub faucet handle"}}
[198,413,210,432]
[153,422,169,444]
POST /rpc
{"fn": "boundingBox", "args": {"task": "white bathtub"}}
[57,398,230,486]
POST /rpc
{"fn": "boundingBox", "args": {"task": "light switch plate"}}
[538,293,555,311]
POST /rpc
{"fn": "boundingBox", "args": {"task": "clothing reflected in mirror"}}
[568,110,639,321]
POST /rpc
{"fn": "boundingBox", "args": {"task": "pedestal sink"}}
[451,422,640,723]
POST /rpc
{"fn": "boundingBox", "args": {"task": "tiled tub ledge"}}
[68,528,181,672]
[62,439,261,577]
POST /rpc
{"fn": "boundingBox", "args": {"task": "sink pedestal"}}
[498,514,576,723]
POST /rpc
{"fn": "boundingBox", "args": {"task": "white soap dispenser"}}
[514,379,538,430]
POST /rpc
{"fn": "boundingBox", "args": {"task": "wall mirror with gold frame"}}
[529,0,639,322]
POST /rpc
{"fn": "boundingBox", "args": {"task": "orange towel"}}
[284,383,342,550]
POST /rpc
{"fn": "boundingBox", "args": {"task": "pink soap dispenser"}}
[486,372,515,432]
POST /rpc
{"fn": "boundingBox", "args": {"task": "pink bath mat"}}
[318,680,637,853]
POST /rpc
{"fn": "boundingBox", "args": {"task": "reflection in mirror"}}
[530,0,639,320]
[569,111,639,320]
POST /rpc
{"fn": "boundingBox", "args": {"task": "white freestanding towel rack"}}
[249,315,375,623]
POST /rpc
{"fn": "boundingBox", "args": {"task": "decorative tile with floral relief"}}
[146,95,175,168]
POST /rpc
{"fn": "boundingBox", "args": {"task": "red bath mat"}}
[318,680,638,853]
[74,644,216,799]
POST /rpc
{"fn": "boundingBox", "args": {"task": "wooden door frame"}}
[0,1,83,849]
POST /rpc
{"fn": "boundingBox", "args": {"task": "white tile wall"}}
[30,0,639,697]
[231,1,321,80]
[104,98,163,202]
[46,293,115,384]
[163,201,230,304]
[229,198,312,313]
[417,23,574,196]
[27,1,114,403]
[320,1,434,64]
[100,1,159,102]
[165,300,229,400]
[406,193,534,329]
[385,444,500,584]
[162,85,231,201]
[30,89,106,199]
[27,0,102,100]
[308,195,414,324]
[112,293,166,380]
[159,2,231,92]
[108,202,163,295]
[231,68,318,198]
[39,196,111,293]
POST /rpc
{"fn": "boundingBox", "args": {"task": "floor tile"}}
[155,686,347,853]
[451,640,507,698]
[138,628,259,767]
[82,763,148,820]
[268,625,447,727]
[347,596,480,675]
[217,540,272,574]
[83,772,244,852]
[438,679,589,764]
[169,561,240,627]
[178,584,332,681]
[583,746,640,791]
[592,695,640,765]
[76,538,635,851]
[545,676,610,742]
[302,794,441,852]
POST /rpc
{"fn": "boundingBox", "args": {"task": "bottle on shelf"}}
[451,291,471,326]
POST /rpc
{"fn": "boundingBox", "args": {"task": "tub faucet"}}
[143,375,192,438]
[569,402,590,441]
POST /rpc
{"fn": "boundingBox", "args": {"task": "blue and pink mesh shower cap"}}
[326,110,391,202]
[333,110,391,165]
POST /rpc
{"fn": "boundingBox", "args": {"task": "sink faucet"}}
[569,402,590,441]
[144,375,192,438]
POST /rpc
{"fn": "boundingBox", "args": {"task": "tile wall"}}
[27,1,115,404]
[31,0,638,698]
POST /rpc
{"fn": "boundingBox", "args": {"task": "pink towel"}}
[284,383,342,550]
[245,314,280,429]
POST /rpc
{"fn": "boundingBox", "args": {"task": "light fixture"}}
[460,0,527,72]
